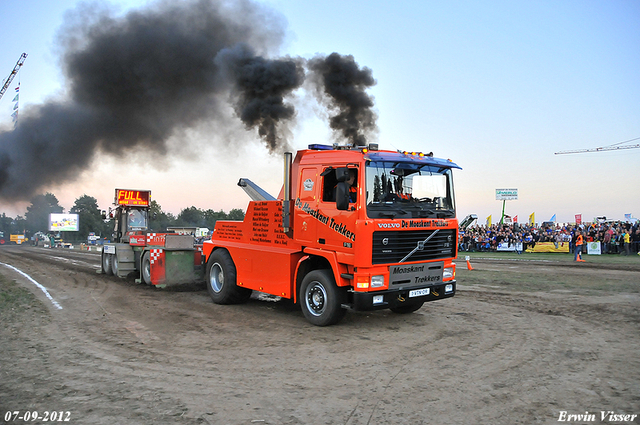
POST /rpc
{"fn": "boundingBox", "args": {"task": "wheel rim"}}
[209,263,224,293]
[305,281,327,317]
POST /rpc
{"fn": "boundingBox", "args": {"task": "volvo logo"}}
[378,222,400,228]
[382,238,389,246]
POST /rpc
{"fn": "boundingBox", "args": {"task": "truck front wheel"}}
[206,250,251,304]
[300,270,347,326]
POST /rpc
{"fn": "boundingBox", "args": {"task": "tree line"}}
[0,193,244,242]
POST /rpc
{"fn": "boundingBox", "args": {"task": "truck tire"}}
[390,300,424,314]
[141,251,152,285]
[102,252,113,275]
[206,249,252,304]
[300,269,347,326]
[112,254,120,277]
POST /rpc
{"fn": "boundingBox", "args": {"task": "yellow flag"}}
[487,215,492,227]
[529,212,535,226]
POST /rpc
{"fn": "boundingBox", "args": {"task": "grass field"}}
[456,250,640,295]
[459,249,640,265]
[0,273,50,323]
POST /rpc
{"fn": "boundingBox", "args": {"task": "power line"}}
[554,137,640,155]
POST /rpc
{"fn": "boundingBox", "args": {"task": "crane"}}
[554,137,640,155]
[0,53,28,101]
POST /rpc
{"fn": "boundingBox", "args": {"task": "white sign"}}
[587,242,601,255]
[496,188,518,200]
[497,242,524,252]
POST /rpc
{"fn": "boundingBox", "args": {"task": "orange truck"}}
[203,144,461,326]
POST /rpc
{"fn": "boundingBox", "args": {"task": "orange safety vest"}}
[349,186,357,202]
[575,234,584,246]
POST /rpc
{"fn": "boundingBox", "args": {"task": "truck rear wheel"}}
[206,250,251,304]
[300,269,347,326]
[102,252,113,275]
[141,251,152,285]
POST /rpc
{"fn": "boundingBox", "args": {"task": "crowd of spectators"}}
[459,220,640,255]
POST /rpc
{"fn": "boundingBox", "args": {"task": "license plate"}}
[409,288,430,298]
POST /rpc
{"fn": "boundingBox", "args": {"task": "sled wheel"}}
[142,251,152,285]
[112,254,119,277]
[102,252,113,276]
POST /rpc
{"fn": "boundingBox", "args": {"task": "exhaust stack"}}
[282,152,292,233]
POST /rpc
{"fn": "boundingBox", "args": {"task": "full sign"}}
[115,189,151,207]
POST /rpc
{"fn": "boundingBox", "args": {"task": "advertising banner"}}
[497,242,524,252]
[525,242,569,253]
[496,188,518,200]
[49,214,79,232]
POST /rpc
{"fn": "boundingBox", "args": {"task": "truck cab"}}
[203,144,461,326]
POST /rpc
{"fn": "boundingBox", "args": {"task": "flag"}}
[529,212,535,226]
[12,94,19,102]
[625,214,632,221]
[486,215,492,227]
[15,84,20,92]
[514,215,518,223]
[11,111,18,122]
[550,214,556,222]
[13,102,19,110]
[575,214,582,224]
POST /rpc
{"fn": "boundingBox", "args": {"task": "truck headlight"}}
[443,267,454,280]
[371,275,384,288]
[445,284,454,294]
[373,295,384,304]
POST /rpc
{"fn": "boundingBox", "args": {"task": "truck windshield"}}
[365,161,456,219]
[127,209,148,231]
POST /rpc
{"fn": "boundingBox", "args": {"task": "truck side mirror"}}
[335,167,350,182]
[336,182,349,211]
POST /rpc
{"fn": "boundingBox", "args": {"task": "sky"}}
[0,0,639,225]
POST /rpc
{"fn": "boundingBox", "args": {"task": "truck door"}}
[318,166,359,253]
[294,167,320,246]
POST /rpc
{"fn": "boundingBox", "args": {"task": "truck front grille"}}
[372,229,456,265]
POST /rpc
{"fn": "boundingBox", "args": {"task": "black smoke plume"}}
[216,44,305,153]
[308,53,378,146]
[0,0,377,203]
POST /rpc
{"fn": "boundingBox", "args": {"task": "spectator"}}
[459,219,639,256]
[622,229,631,256]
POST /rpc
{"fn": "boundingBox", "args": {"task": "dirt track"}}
[1,245,639,424]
